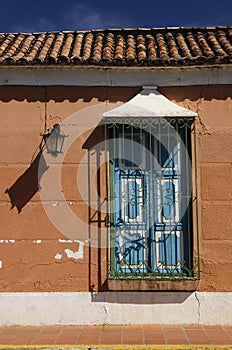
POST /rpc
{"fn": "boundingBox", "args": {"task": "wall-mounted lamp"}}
[42,124,67,157]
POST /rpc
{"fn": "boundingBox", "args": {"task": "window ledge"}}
[106,279,199,291]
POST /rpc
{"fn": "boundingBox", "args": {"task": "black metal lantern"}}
[42,124,66,157]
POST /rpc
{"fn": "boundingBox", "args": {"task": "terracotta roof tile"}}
[60,33,73,61]
[50,32,65,62]
[11,35,35,62]
[82,32,94,61]
[115,34,124,61]
[38,33,55,62]
[137,34,146,62]
[228,29,232,39]
[186,32,203,57]
[156,33,169,60]
[92,33,104,62]
[126,34,136,61]
[24,33,46,62]
[217,30,232,55]
[0,34,25,62]
[196,31,214,57]
[206,31,225,56]
[71,33,84,60]
[166,32,181,60]
[0,34,15,57]
[175,32,192,58]
[103,33,114,61]
[0,27,231,66]
[146,34,157,61]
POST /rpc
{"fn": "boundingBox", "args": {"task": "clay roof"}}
[0,27,231,66]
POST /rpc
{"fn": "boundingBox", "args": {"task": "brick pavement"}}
[0,325,231,348]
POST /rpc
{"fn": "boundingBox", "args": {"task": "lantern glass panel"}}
[56,133,65,153]
[46,133,58,154]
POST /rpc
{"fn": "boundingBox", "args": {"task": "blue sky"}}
[0,0,231,33]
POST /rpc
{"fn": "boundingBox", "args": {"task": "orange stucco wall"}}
[0,85,231,292]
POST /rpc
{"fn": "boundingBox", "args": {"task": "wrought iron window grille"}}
[104,117,200,281]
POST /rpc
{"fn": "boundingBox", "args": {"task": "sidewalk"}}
[0,325,231,349]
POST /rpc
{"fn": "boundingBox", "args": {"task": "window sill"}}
[106,278,199,291]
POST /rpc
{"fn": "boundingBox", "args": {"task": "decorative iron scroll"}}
[108,260,200,280]
[104,116,195,128]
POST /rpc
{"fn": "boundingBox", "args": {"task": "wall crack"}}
[195,292,201,324]
[103,305,108,325]
[195,89,212,136]
[198,114,212,135]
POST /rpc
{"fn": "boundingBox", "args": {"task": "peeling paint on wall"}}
[64,242,84,260]
[58,239,81,243]
[55,253,62,260]
[33,240,42,244]
[0,240,15,243]
[0,261,2,269]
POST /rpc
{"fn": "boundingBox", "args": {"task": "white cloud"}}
[9,17,57,33]
[6,1,131,33]
[10,24,36,33]
[64,2,128,30]
[37,17,57,31]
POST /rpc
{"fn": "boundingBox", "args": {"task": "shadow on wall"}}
[82,125,108,294]
[91,291,194,304]
[0,86,140,103]
[159,85,232,103]
[5,151,49,213]
[0,86,231,103]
